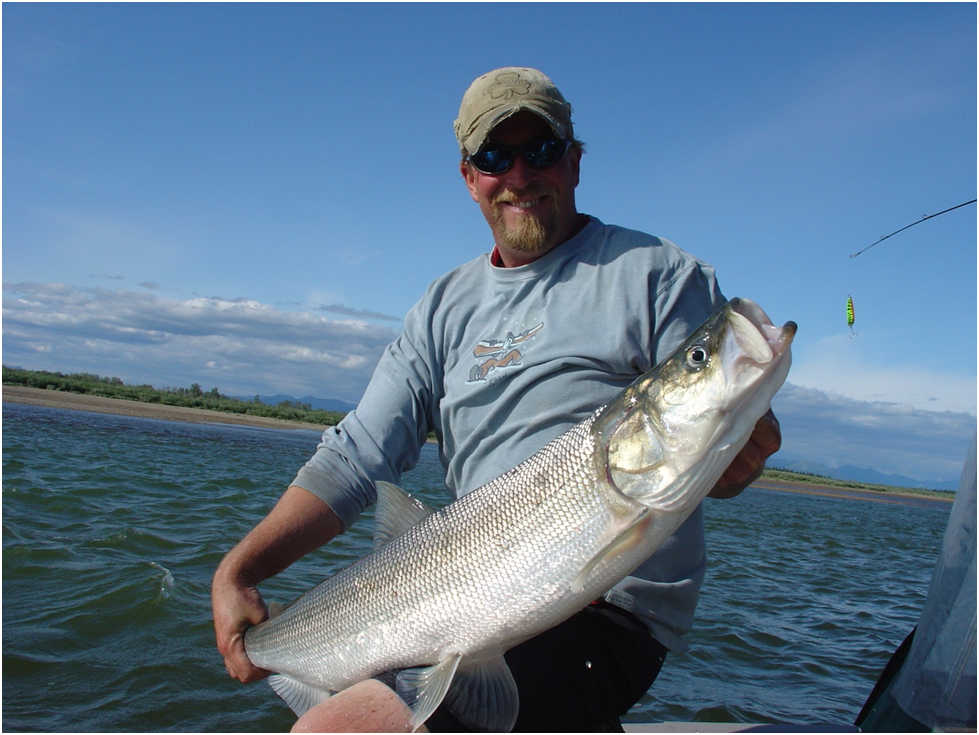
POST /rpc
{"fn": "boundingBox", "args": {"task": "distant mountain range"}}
[250,394,358,413]
[772,454,958,492]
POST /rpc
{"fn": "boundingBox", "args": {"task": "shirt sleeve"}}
[290,302,437,531]
[651,258,725,365]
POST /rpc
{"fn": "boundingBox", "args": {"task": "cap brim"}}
[464,103,569,153]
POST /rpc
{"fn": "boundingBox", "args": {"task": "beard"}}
[490,188,561,255]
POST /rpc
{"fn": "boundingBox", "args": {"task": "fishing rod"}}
[849,198,977,258]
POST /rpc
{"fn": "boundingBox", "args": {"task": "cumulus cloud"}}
[790,334,976,416]
[773,382,975,487]
[2,282,399,401]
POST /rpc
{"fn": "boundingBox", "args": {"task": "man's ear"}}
[568,145,582,189]
[460,160,480,203]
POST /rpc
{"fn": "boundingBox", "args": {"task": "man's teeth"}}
[512,199,538,208]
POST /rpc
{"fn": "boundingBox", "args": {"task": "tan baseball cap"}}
[453,66,573,154]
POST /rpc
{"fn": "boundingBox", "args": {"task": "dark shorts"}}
[383,601,668,732]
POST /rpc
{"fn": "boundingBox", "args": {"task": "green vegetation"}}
[761,467,953,498]
[2,366,346,426]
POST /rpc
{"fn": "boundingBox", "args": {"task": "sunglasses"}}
[467,137,572,175]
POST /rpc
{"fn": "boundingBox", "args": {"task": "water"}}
[2,402,953,731]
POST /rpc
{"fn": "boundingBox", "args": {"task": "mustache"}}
[493,186,555,206]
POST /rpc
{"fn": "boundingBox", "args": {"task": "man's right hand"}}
[212,566,272,683]
[209,485,345,684]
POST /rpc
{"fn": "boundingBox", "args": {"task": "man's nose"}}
[500,154,534,189]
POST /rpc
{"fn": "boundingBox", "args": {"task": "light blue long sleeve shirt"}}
[293,217,724,651]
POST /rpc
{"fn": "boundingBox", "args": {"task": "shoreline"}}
[751,478,952,505]
[3,385,953,504]
[2,385,328,431]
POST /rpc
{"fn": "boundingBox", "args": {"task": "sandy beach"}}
[2,385,328,431]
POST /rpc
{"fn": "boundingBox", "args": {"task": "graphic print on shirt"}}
[467,322,544,383]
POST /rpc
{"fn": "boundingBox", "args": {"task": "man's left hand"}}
[708,409,781,499]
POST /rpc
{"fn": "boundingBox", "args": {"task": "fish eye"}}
[686,345,709,370]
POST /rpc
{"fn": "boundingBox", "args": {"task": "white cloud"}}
[773,382,975,488]
[790,334,976,415]
[2,282,398,401]
[4,281,974,487]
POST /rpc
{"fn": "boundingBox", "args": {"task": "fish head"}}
[593,298,796,509]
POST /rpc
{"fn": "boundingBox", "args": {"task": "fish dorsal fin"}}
[443,655,519,732]
[267,673,333,716]
[396,653,462,732]
[374,481,436,548]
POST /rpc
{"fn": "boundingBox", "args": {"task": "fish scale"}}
[243,297,796,731]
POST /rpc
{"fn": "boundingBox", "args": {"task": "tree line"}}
[2,366,346,426]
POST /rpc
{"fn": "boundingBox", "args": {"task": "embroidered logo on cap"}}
[487,70,532,101]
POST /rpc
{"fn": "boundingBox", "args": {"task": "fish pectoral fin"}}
[572,509,651,593]
[268,674,333,717]
[443,655,519,732]
[267,601,285,619]
[395,653,462,732]
[374,481,437,548]
[637,443,736,511]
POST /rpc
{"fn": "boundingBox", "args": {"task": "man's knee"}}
[291,679,424,733]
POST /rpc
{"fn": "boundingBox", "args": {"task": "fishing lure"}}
[846,295,855,336]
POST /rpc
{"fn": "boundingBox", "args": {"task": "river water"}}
[1,402,952,731]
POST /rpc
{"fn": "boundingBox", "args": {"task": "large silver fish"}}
[244,298,796,731]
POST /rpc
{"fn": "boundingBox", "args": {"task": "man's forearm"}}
[217,485,344,586]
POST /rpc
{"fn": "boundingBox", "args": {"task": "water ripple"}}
[1,402,952,731]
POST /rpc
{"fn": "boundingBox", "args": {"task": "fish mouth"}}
[726,298,797,367]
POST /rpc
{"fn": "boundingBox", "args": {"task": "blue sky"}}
[3,3,976,486]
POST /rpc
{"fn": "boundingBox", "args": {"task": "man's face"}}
[461,111,582,266]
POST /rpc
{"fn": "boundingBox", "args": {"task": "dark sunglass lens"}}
[471,146,513,174]
[525,138,568,169]
[471,138,568,174]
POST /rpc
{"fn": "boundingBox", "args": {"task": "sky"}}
[3,3,976,487]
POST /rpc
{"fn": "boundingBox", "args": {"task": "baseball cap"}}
[453,66,573,154]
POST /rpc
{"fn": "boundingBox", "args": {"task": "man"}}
[212,66,781,732]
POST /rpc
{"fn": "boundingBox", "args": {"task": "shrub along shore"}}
[2,366,343,427]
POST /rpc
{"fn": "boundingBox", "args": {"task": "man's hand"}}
[212,565,272,683]
[709,409,781,499]
[210,486,345,684]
